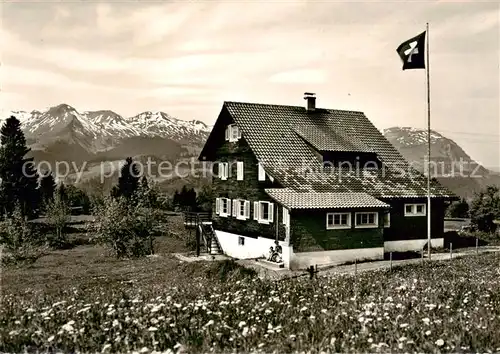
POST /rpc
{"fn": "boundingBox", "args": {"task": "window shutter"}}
[282,207,289,225]
[226,199,231,216]
[215,198,220,215]
[232,199,238,217]
[221,163,228,180]
[258,163,265,181]
[237,127,242,139]
[269,203,274,222]
[225,126,230,141]
[253,202,259,220]
[245,201,250,219]
[237,161,244,181]
[217,163,223,179]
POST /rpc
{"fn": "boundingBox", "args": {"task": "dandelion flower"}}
[47,335,55,342]
[148,326,158,332]
[435,339,444,347]
[425,330,431,336]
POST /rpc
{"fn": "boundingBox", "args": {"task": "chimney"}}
[304,92,316,112]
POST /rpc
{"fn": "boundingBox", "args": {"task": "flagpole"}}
[426,22,432,260]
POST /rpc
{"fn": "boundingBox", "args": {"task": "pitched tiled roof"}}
[265,188,390,209]
[218,101,456,199]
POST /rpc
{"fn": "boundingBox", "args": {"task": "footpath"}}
[237,246,500,280]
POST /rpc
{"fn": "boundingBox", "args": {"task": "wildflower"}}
[204,320,214,327]
[422,318,430,324]
[321,309,328,314]
[242,327,249,336]
[9,330,18,336]
[148,326,158,332]
[238,321,246,328]
[425,330,431,336]
[400,323,409,328]
[48,335,55,342]
[300,306,307,312]
[140,347,149,353]
[435,339,445,347]
[102,343,112,352]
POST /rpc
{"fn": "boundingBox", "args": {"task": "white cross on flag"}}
[396,31,426,70]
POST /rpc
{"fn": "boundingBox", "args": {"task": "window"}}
[236,161,244,181]
[253,201,274,224]
[326,213,351,229]
[404,203,426,216]
[216,197,231,217]
[282,207,290,225]
[355,212,378,228]
[218,162,229,180]
[225,124,241,143]
[233,199,250,220]
[258,163,266,181]
[238,236,245,246]
[383,212,390,228]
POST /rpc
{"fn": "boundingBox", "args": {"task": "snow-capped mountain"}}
[384,126,500,198]
[3,104,211,154]
[125,111,209,145]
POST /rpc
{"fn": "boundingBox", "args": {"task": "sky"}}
[1,0,499,169]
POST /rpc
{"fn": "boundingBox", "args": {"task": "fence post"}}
[450,242,453,259]
[390,252,393,272]
[196,226,200,257]
[476,237,478,254]
[421,249,424,265]
[355,258,358,277]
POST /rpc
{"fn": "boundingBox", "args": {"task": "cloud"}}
[269,69,328,84]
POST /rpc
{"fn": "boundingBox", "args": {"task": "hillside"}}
[384,127,500,199]
[5,104,212,192]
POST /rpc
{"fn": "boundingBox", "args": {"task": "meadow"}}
[2,226,500,354]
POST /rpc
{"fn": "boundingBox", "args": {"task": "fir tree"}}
[39,172,56,207]
[0,116,40,218]
[114,157,140,200]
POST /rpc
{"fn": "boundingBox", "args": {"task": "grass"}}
[2,228,500,353]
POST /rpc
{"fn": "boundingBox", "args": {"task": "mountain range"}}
[5,104,211,165]
[3,105,498,198]
[383,127,500,199]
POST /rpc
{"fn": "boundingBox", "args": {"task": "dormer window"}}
[225,124,241,142]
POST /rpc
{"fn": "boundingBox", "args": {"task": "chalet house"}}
[199,93,457,269]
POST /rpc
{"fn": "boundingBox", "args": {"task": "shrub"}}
[45,193,71,248]
[470,186,500,233]
[91,195,160,258]
[0,205,33,250]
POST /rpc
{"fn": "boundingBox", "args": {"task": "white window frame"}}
[354,212,378,228]
[326,212,351,230]
[236,161,244,181]
[226,124,241,143]
[258,163,266,181]
[233,199,250,220]
[404,203,426,217]
[383,212,390,228]
[219,198,231,217]
[254,201,273,224]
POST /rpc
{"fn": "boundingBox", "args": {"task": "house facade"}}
[199,94,456,269]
